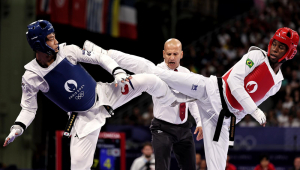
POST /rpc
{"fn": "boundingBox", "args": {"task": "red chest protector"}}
[222,62,275,111]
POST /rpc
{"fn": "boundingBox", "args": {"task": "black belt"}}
[63,94,114,138]
[63,112,78,138]
[213,78,236,148]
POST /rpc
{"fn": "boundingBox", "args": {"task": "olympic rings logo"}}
[75,91,84,100]
[234,135,257,150]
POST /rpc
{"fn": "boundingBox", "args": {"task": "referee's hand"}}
[194,126,203,141]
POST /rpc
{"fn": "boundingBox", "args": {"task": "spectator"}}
[283,115,296,127]
[267,110,278,127]
[196,153,202,170]
[239,115,258,127]
[291,157,300,170]
[142,104,154,127]
[292,110,300,127]
[200,159,207,170]
[254,154,275,170]
[130,142,155,170]
[226,155,237,170]
[290,70,299,89]
[282,95,294,110]
[124,107,143,126]
[278,108,289,127]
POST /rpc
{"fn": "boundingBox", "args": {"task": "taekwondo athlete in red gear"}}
[91,27,299,170]
[3,20,192,170]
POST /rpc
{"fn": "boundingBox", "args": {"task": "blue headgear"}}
[26,20,57,55]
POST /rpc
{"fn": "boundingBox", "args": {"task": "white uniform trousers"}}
[154,69,231,170]
[70,73,179,170]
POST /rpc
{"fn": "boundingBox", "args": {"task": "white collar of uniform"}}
[57,43,67,56]
[248,46,266,53]
[158,61,180,71]
[274,67,283,83]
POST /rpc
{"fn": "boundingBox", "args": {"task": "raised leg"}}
[108,50,208,100]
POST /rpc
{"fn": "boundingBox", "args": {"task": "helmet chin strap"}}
[46,50,58,61]
[46,45,59,56]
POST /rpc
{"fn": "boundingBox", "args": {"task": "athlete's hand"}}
[3,125,24,147]
[250,108,266,127]
[114,72,132,88]
[194,126,203,141]
[83,40,108,55]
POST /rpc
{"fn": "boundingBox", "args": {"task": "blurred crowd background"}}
[1,0,300,169]
[181,0,300,128]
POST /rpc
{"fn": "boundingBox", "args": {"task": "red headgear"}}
[267,27,299,63]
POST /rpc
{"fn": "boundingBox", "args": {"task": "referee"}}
[150,39,203,170]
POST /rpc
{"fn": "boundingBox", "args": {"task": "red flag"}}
[118,5,137,39]
[119,23,137,39]
[70,0,87,29]
[51,0,70,24]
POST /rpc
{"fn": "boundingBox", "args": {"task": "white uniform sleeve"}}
[63,45,121,74]
[15,74,41,128]
[108,49,156,74]
[235,82,281,124]
[181,68,202,127]
[188,101,202,127]
[227,50,265,114]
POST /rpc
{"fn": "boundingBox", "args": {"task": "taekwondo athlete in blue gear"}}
[3,20,191,170]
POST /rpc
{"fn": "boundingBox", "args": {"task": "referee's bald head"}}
[164,38,182,51]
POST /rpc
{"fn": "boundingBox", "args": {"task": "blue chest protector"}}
[43,58,96,112]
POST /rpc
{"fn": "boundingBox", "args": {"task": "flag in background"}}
[87,0,137,39]
[51,0,70,24]
[87,0,104,33]
[36,0,51,15]
[36,0,137,40]
[71,0,87,29]
[118,0,137,39]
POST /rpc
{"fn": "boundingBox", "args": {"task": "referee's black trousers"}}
[150,118,196,170]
